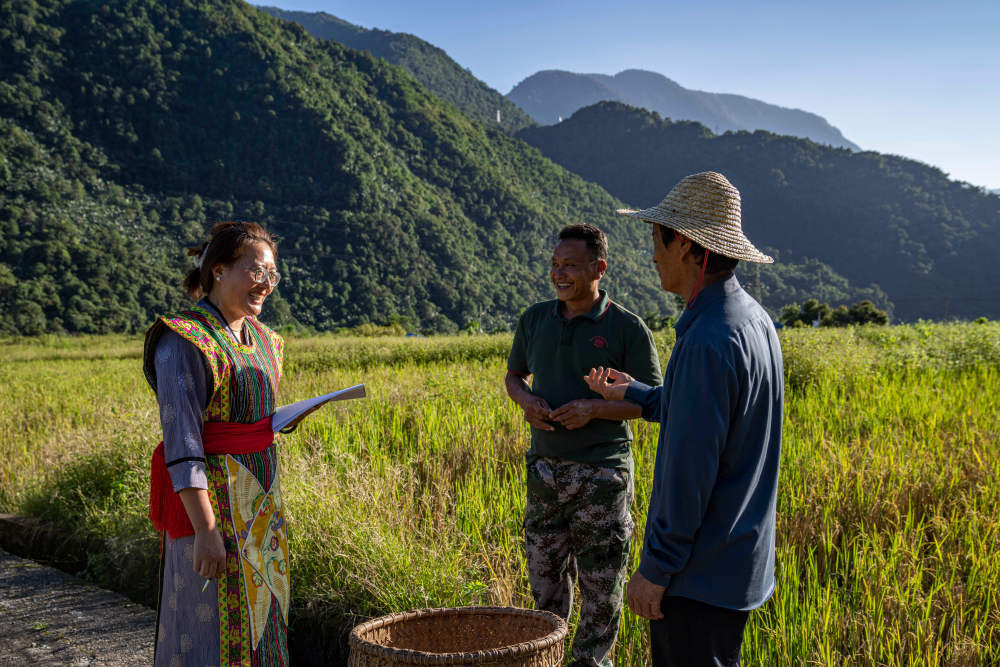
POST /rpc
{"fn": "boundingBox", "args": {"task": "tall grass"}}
[1,322,998,664]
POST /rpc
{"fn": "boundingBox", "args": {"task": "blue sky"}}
[259,1,1000,189]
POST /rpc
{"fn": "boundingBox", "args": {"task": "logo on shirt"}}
[590,335,609,349]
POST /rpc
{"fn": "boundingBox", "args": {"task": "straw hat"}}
[617,171,773,263]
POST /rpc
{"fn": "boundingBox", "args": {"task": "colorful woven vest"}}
[143,304,283,423]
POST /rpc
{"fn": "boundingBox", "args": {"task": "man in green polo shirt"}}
[506,223,661,667]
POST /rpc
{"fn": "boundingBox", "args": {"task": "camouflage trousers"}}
[524,457,634,667]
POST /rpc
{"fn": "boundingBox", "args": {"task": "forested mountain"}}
[257,5,535,134]
[509,69,859,150]
[517,102,1000,321]
[0,0,669,336]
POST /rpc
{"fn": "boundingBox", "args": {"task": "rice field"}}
[1,323,998,665]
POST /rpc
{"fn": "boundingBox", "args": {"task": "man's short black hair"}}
[659,224,739,274]
[558,224,608,262]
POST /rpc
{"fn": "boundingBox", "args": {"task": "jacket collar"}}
[674,274,740,338]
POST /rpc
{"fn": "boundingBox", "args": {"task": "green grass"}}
[1,322,998,664]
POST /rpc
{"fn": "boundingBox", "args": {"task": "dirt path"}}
[0,547,155,666]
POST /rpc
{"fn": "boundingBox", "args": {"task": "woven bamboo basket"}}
[348,606,567,666]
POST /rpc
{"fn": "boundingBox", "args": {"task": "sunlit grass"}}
[1,322,998,664]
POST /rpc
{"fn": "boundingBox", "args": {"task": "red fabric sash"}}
[149,417,274,539]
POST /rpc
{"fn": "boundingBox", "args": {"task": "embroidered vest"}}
[143,305,283,422]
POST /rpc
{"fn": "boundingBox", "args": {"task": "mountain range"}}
[0,0,668,336]
[2,0,997,343]
[517,102,1000,321]
[260,2,997,321]
[258,6,1000,320]
[258,8,860,152]
[508,69,860,150]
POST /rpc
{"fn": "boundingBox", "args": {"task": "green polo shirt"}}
[508,290,661,468]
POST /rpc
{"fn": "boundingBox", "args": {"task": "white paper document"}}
[271,384,366,433]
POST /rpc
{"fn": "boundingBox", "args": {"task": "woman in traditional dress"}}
[143,221,289,666]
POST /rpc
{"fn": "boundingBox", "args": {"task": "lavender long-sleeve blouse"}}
[153,329,211,492]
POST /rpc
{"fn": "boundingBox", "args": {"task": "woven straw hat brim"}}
[615,171,772,264]
[617,207,773,263]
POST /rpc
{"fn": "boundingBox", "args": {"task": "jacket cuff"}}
[625,380,654,402]
[626,380,660,420]
[168,460,209,492]
[638,559,672,589]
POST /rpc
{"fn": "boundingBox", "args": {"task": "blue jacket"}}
[625,275,783,610]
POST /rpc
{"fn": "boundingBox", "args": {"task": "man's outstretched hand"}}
[584,366,634,401]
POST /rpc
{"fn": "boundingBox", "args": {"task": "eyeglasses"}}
[247,266,281,287]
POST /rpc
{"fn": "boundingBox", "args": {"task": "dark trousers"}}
[649,595,749,667]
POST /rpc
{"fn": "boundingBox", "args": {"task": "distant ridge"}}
[516,102,1000,321]
[258,6,535,134]
[508,69,859,150]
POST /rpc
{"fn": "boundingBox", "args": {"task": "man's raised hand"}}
[584,366,634,401]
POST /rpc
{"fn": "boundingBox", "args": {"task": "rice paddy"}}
[1,322,998,664]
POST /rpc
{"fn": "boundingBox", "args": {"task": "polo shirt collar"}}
[675,274,740,338]
[550,289,611,321]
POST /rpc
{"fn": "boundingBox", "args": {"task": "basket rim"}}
[349,605,568,663]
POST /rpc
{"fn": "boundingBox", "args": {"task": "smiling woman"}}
[142,221,291,666]
[183,222,281,332]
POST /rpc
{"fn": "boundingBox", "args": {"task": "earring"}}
[216,276,221,281]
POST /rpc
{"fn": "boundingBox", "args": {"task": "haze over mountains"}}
[508,69,860,151]
[259,7,860,152]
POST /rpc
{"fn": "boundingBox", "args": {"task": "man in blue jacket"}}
[586,172,783,666]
